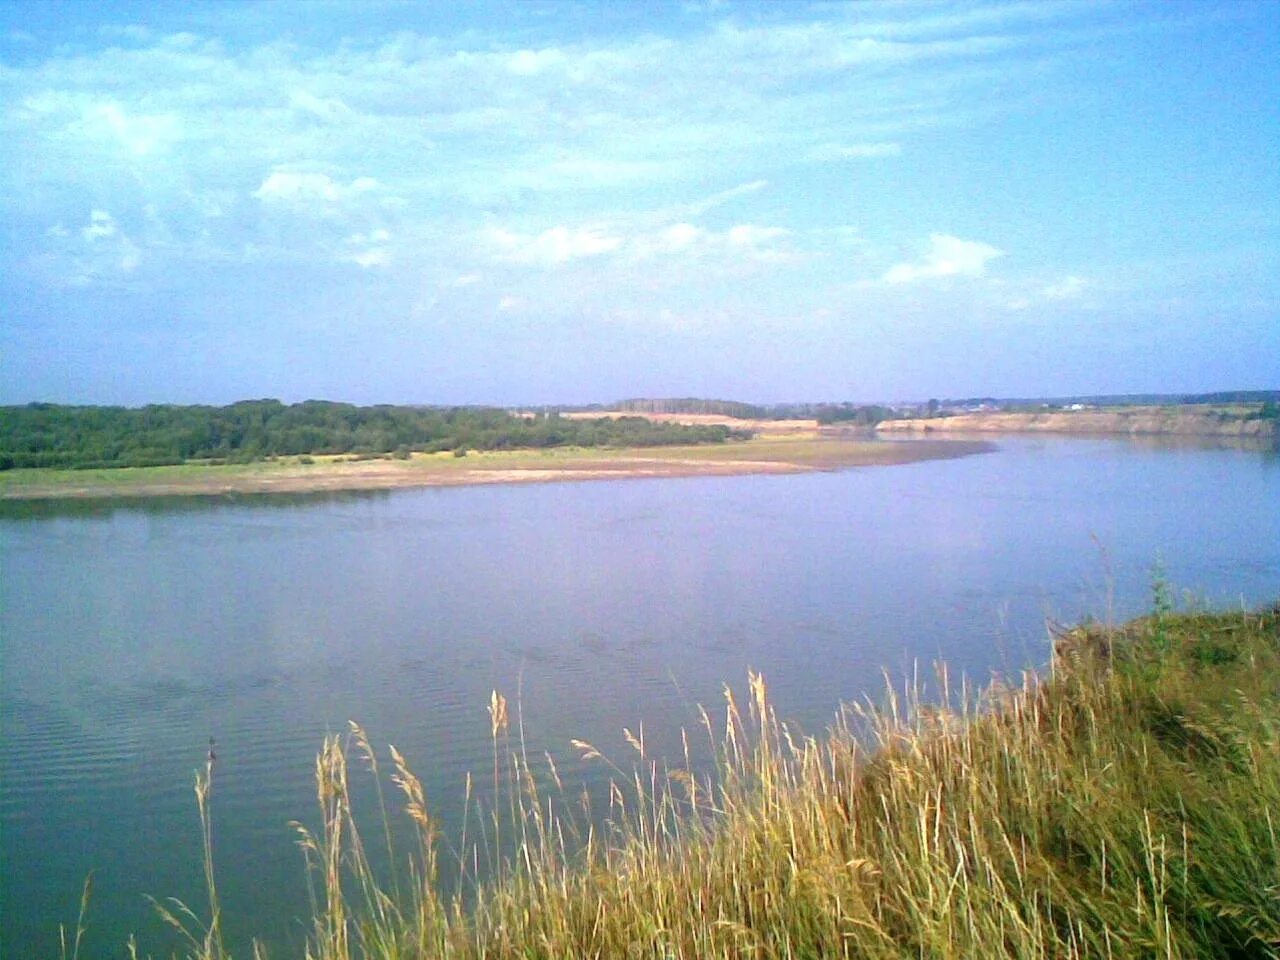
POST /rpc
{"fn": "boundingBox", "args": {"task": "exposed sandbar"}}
[0,437,992,501]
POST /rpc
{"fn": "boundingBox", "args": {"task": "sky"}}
[1,0,1277,407]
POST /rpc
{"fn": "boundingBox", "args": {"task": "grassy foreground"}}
[126,603,1279,959]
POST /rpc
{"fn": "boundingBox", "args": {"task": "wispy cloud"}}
[637,220,795,263]
[485,225,624,266]
[483,217,796,270]
[81,209,118,240]
[3,2,1274,403]
[253,171,381,207]
[884,233,1004,284]
[1042,275,1087,300]
[0,2,1087,287]
[683,179,770,216]
[343,229,392,269]
[810,141,902,160]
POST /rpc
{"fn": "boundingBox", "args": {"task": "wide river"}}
[2,435,1277,957]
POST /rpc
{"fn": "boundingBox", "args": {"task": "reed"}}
[148,603,1280,958]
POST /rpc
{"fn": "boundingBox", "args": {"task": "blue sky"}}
[1,1,1276,406]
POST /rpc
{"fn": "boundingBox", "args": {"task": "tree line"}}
[0,400,750,470]
[579,397,897,425]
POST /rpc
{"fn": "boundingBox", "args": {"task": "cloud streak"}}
[0,1,1094,288]
[253,172,380,207]
[486,226,624,266]
[5,0,1271,407]
[884,234,1004,284]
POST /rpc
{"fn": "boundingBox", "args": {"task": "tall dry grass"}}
[144,604,1280,958]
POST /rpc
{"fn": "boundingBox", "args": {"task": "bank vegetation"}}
[109,601,1280,959]
[0,400,749,471]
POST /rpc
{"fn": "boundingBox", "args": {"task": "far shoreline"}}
[877,407,1278,438]
[0,437,993,502]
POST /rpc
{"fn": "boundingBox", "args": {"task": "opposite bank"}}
[878,407,1278,438]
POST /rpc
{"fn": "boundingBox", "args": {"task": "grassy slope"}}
[147,603,1280,960]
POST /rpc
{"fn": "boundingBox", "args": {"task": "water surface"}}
[2,435,1277,956]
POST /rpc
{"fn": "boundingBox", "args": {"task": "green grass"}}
[0,458,311,495]
[0,439,808,486]
[94,603,1280,958]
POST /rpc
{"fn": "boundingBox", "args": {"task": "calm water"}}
[2,436,1278,957]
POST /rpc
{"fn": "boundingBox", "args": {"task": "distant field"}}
[0,436,991,500]
[560,410,820,435]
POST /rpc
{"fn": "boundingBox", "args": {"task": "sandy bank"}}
[877,409,1277,438]
[0,438,991,501]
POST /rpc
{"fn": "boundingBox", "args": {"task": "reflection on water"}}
[2,436,1278,957]
[0,487,399,521]
[1120,433,1278,455]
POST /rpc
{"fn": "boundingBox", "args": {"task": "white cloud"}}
[0,2,1114,288]
[490,217,798,267]
[289,90,355,123]
[58,210,143,283]
[537,156,669,189]
[811,141,902,161]
[343,229,392,268]
[1042,275,1086,300]
[820,225,866,247]
[253,171,380,206]
[684,179,769,216]
[349,248,388,268]
[118,241,141,273]
[883,233,1003,284]
[836,142,901,158]
[99,24,153,43]
[727,224,790,249]
[448,272,482,287]
[486,225,623,266]
[653,222,705,254]
[497,295,524,312]
[506,48,568,76]
[622,224,697,260]
[81,210,117,240]
[86,102,178,157]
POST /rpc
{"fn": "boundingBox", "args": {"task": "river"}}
[2,435,1277,957]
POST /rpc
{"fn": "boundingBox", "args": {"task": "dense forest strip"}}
[0,400,749,470]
